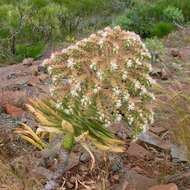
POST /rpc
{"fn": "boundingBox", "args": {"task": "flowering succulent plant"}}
[17,26,155,156]
[44,26,155,138]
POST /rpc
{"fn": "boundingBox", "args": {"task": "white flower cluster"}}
[43,26,156,139]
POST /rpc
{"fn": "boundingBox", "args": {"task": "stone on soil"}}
[125,169,157,190]
[4,104,24,117]
[149,127,167,135]
[127,143,151,159]
[171,144,189,162]
[138,131,171,151]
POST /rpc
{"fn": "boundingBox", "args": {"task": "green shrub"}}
[114,14,133,31]
[16,42,45,59]
[151,22,175,38]
[158,0,190,21]
[115,0,189,38]
[163,6,184,23]
[115,5,156,38]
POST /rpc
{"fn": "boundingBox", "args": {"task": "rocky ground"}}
[0,28,190,190]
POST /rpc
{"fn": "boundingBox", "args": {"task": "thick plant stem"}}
[43,149,70,190]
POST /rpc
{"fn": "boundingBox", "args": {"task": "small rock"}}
[127,143,151,159]
[38,64,47,73]
[148,183,178,190]
[79,152,90,163]
[109,155,124,172]
[66,182,74,189]
[171,47,190,61]
[171,48,180,58]
[171,144,189,162]
[27,77,40,87]
[150,68,168,80]
[38,74,49,82]
[149,127,167,136]
[111,121,133,140]
[22,58,34,66]
[4,104,24,117]
[138,131,171,151]
[112,174,120,181]
[126,169,157,190]
[7,73,17,79]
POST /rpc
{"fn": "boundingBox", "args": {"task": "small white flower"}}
[51,53,56,59]
[128,116,134,125]
[114,26,121,31]
[150,115,155,125]
[149,93,156,100]
[127,59,133,67]
[105,120,111,128]
[146,75,156,85]
[98,39,105,48]
[139,112,143,118]
[115,99,122,108]
[70,82,81,97]
[70,89,78,97]
[64,109,70,114]
[110,60,118,71]
[61,48,67,53]
[90,33,96,38]
[67,45,77,50]
[101,31,108,38]
[55,102,63,110]
[140,86,147,94]
[146,63,152,72]
[47,66,53,74]
[134,80,141,89]
[123,93,130,101]
[52,77,57,84]
[42,59,49,67]
[99,112,105,121]
[141,124,148,133]
[81,96,91,106]
[122,71,128,80]
[49,86,55,96]
[128,102,135,111]
[115,114,122,122]
[90,62,97,71]
[67,58,76,69]
[113,87,121,96]
[136,59,142,66]
[96,71,103,80]
[93,85,101,94]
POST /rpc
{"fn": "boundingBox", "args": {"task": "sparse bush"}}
[145,37,165,64]
[145,37,165,54]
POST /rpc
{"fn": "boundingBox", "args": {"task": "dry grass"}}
[156,82,190,160]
